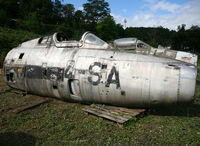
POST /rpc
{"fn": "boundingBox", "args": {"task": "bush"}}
[0,9,7,27]
[0,27,39,67]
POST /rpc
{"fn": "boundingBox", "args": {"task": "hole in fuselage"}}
[19,53,24,59]
[68,79,73,95]
[102,64,107,69]
[68,79,80,96]
[53,85,58,89]
[6,74,9,81]
[121,90,126,96]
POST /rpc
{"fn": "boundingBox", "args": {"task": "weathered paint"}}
[114,38,198,66]
[3,32,198,107]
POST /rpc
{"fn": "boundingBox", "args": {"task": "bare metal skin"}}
[3,32,198,107]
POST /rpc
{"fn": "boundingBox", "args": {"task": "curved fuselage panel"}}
[3,44,197,107]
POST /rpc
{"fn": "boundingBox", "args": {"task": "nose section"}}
[178,64,197,103]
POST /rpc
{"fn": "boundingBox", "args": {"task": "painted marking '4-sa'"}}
[65,61,120,89]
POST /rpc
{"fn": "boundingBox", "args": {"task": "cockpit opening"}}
[136,40,151,50]
[56,33,68,42]
[38,35,53,45]
[38,32,110,49]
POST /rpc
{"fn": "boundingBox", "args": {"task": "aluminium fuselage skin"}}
[3,33,197,107]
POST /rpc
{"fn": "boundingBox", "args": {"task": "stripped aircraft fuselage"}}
[3,32,198,107]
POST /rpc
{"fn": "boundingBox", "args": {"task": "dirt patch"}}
[52,99,66,104]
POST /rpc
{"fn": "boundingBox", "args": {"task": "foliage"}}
[125,27,173,48]
[0,0,19,18]
[25,12,41,34]
[172,25,200,51]
[96,16,122,41]
[83,0,111,32]
[0,0,200,53]
[0,9,7,27]
[0,27,39,67]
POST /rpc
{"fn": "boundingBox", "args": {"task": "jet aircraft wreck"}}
[3,32,198,107]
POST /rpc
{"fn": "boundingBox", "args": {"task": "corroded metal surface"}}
[3,32,198,107]
[114,38,198,66]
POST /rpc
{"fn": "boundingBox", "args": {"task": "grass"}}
[0,61,200,145]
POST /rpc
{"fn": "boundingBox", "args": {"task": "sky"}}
[63,0,200,30]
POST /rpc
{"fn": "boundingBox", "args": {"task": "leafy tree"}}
[116,24,125,38]
[25,12,41,34]
[52,0,63,24]
[19,0,53,24]
[96,16,123,41]
[0,9,7,26]
[0,0,19,18]
[56,23,74,39]
[83,0,110,32]
[74,10,85,30]
[62,4,75,28]
[63,4,75,20]
[1,0,200,53]
[187,25,200,52]
[0,27,39,67]
[125,27,174,48]
[37,0,54,24]
[172,24,187,50]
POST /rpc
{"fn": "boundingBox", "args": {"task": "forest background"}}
[0,0,200,66]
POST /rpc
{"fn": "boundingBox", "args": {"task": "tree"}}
[18,0,53,24]
[0,0,19,18]
[96,16,122,41]
[73,10,86,39]
[63,4,75,19]
[25,12,41,34]
[83,0,110,32]
[52,0,63,24]
[186,25,200,52]
[172,24,187,50]
[62,4,75,28]
[56,23,74,39]
[37,0,54,24]
[0,9,7,26]
[116,24,125,38]
[74,10,85,29]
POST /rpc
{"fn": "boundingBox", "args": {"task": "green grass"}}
[0,60,200,145]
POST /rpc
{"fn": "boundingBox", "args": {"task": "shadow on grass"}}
[0,88,13,95]
[0,88,24,96]
[150,103,200,117]
[0,132,36,146]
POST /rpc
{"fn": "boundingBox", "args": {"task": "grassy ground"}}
[0,63,200,145]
